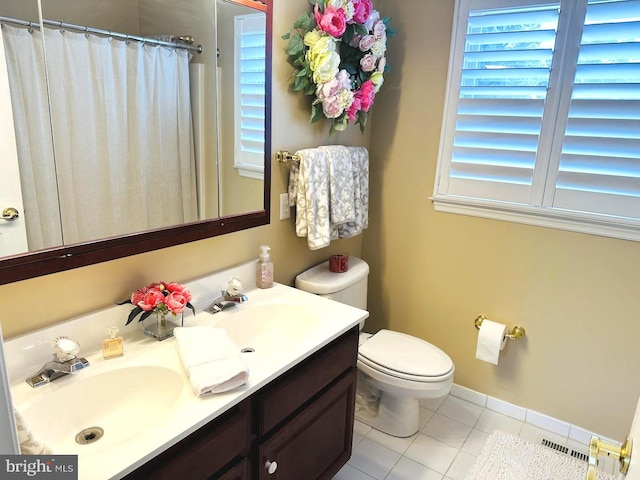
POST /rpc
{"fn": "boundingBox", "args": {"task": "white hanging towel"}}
[174,327,249,396]
[289,146,369,250]
[292,147,332,249]
[320,145,356,225]
[334,146,369,239]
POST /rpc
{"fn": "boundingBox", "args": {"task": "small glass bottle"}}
[256,245,274,288]
[103,327,124,359]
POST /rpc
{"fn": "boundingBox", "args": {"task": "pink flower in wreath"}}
[358,80,376,111]
[351,0,373,24]
[346,96,362,122]
[314,4,347,38]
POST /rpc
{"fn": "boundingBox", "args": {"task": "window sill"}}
[431,195,640,243]
[234,164,264,180]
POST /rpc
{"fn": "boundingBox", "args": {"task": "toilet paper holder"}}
[474,315,526,340]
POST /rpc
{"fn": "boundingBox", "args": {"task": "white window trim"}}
[432,0,640,243]
[234,162,264,180]
[234,12,265,181]
[432,196,640,242]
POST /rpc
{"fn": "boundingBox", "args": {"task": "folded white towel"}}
[14,409,51,455]
[174,327,249,396]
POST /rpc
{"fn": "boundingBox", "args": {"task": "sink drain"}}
[75,427,104,445]
[240,347,255,353]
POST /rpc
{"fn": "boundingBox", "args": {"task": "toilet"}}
[296,257,454,438]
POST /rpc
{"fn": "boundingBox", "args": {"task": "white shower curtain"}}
[2,24,198,249]
[2,25,62,251]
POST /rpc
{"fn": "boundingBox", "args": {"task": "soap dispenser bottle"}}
[103,327,124,359]
[256,245,274,289]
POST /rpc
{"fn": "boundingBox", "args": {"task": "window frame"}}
[432,0,640,242]
[233,12,266,180]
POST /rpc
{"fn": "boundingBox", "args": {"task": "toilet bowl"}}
[295,257,455,438]
[356,330,454,437]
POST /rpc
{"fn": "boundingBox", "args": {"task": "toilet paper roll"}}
[475,319,507,365]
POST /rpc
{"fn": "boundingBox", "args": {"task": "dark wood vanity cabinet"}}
[122,326,358,480]
[123,399,251,480]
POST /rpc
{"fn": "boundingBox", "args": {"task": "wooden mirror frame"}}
[0,0,272,286]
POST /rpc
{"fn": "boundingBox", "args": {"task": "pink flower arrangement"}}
[283,0,395,135]
[121,281,195,326]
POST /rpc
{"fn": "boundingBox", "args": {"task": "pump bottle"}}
[256,245,274,288]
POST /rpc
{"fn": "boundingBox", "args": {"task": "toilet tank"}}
[295,257,369,310]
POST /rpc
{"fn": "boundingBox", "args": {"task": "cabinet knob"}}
[265,460,278,474]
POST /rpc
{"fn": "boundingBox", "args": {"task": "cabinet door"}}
[215,458,249,480]
[258,369,356,480]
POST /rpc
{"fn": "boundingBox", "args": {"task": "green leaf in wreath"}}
[357,111,369,134]
[282,31,291,40]
[343,62,357,75]
[329,115,347,136]
[343,24,355,46]
[293,12,312,31]
[355,24,368,36]
[286,31,304,56]
[311,102,324,123]
[304,82,316,96]
[296,68,308,77]
[294,75,309,91]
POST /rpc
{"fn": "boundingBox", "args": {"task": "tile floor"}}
[333,393,610,480]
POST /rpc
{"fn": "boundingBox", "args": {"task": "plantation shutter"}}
[438,1,561,204]
[551,0,640,218]
[234,13,266,178]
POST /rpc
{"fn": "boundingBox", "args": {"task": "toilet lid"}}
[359,329,454,379]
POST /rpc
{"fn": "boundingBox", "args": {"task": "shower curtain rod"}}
[0,15,203,54]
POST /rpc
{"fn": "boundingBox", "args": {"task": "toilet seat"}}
[358,329,454,382]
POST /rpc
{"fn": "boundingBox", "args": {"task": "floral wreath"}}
[283,0,395,135]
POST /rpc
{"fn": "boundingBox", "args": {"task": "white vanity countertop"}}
[5,278,368,480]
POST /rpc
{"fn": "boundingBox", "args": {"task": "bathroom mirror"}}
[0,0,271,285]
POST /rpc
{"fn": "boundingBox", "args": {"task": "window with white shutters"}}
[234,13,266,179]
[434,0,640,241]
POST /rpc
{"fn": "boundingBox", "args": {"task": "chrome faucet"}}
[26,337,90,388]
[206,277,248,314]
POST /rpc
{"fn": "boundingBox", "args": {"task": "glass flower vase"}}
[142,311,181,341]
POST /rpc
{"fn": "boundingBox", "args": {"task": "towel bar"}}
[275,150,301,164]
[474,315,526,340]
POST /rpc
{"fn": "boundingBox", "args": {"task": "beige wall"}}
[0,0,368,337]
[364,0,640,439]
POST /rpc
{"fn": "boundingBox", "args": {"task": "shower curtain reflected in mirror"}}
[2,24,198,250]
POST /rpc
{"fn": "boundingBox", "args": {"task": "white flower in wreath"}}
[326,0,355,21]
[370,39,386,58]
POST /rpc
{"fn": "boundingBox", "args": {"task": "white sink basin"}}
[211,303,321,353]
[17,366,184,454]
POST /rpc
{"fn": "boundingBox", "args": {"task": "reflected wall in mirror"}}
[0,0,271,285]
